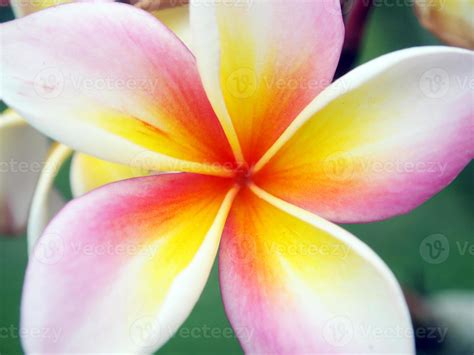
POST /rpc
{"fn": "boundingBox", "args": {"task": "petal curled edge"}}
[255,47,474,223]
[153,5,191,50]
[219,185,414,354]
[27,144,72,252]
[30,149,146,251]
[190,0,344,164]
[0,110,50,235]
[1,3,235,176]
[22,173,238,353]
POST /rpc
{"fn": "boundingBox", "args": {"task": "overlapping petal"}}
[30,150,148,249]
[254,47,474,223]
[153,4,191,49]
[415,0,474,49]
[10,0,71,17]
[27,144,72,252]
[1,3,235,176]
[191,0,344,163]
[0,110,50,234]
[22,173,238,353]
[70,152,147,197]
[219,185,414,353]
[10,0,117,18]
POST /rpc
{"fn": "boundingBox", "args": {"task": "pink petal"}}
[22,173,238,353]
[255,47,474,223]
[219,185,414,353]
[190,0,344,164]
[1,3,235,176]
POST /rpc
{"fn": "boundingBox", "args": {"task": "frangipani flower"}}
[415,0,474,49]
[1,1,472,353]
[0,0,190,238]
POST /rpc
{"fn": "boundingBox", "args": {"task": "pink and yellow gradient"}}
[1,0,192,238]
[23,174,237,352]
[254,48,474,223]
[10,0,191,46]
[220,187,412,353]
[1,3,235,175]
[0,0,472,353]
[192,0,344,164]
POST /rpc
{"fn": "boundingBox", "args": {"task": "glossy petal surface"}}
[219,186,414,353]
[22,173,237,353]
[191,0,344,163]
[255,47,474,223]
[1,3,235,176]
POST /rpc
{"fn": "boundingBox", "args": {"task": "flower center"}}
[233,163,253,186]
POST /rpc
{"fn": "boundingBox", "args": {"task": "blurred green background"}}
[1,3,473,355]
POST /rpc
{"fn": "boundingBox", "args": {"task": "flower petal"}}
[190,0,344,163]
[27,144,72,252]
[70,152,147,197]
[415,0,474,49]
[219,185,414,353]
[1,3,235,176]
[254,47,474,223]
[0,110,50,235]
[22,173,238,353]
[153,5,191,50]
